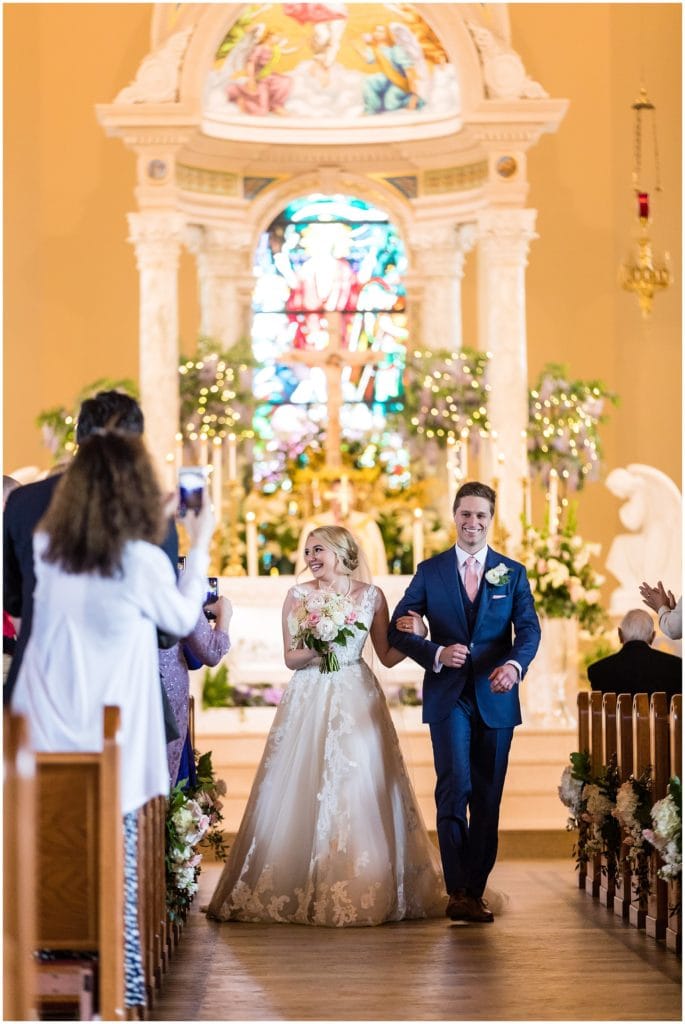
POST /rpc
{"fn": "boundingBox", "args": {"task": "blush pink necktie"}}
[464,556,479,602]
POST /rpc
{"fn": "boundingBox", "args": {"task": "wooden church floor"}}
[150,858,681,1022]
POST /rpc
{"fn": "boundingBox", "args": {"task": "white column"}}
[128,211,185,477]
[477,208,538,553]
[186,225,254,350]
[407,223,475,352]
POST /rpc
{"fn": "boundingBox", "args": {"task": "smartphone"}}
[177,555,187,574]
[204,577,219,620]
[178,466,208,519]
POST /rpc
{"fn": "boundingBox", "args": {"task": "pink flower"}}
[537,558,548,574]
[345,612,357,624]
[306,612,321,627]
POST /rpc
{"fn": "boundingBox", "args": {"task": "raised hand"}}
[639,579,673,613]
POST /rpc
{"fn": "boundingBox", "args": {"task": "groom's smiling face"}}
[454,496,493,553]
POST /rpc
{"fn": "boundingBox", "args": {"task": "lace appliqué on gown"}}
[207,583,446,927]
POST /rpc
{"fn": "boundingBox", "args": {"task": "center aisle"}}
[151,860,681,1021]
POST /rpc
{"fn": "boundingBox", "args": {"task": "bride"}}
[206,525,447,927]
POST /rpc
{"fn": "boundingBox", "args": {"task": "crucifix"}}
[279,311,386,469]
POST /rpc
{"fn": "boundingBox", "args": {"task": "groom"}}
[388,481,540,923]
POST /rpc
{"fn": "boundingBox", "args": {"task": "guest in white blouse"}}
[11,426,214,1008]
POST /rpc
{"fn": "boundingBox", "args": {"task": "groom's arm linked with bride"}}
[388,481,541,924]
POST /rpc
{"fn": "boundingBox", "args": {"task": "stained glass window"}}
[252,194,408,487]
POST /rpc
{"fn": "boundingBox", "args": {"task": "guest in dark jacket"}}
[588,609,682,698]
[3,391,178,704]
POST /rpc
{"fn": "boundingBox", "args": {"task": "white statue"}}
[605,464,682,617]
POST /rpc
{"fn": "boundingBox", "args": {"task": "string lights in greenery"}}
[400,346,491,447]
[527,363,618,490]
[178,336,255,442]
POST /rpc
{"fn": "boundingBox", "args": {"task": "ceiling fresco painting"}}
[204,3,460,122]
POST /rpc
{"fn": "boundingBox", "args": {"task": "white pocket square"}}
[492,594,508,600]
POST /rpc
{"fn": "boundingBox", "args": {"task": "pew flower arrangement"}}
[559,751,622,878]
[519,505,607,634]
[644,776,682,881]
[613,769,653,901]
[165,750,228,920]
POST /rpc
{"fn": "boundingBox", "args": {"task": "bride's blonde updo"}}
[307,526,359,575]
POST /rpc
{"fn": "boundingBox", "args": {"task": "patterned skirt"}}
[123,810,146,1007]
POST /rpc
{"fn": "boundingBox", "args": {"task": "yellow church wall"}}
[3,4,681,572]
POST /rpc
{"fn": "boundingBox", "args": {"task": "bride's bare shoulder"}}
[349,580,379,603]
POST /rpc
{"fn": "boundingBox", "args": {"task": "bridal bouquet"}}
[288,590,367,673]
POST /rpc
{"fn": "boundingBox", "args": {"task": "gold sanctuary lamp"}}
[618,86,672,317]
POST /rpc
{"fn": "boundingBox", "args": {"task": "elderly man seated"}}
[587,608,682,698]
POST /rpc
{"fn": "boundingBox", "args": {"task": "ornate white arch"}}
[97,3,567,547]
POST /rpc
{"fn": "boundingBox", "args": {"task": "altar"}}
[190,574,578,834]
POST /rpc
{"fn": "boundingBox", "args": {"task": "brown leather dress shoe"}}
[446,892,494,923]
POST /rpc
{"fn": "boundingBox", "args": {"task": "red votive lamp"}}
[637,191,649,219]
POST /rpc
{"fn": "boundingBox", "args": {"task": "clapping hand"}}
[639,580,675,614]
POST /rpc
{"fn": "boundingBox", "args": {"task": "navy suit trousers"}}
[429,689,513,897]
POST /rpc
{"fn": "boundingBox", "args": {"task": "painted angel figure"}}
[354,22,428,114]
[283,3,348,86]
[211,22,297,116]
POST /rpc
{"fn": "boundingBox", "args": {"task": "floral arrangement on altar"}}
[519,504,607,634]
[288,590,367,673]
[527,363,618,490]
[202,664,284,709]
[165,749,227,920]
[614,769,653,901]
[400,346,491,447]
[644,776,682,881]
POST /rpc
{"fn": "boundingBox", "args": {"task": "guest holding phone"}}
[160,577,233,787]
[10,427,214,1011]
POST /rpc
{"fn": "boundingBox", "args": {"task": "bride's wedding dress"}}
[206,583,447,927]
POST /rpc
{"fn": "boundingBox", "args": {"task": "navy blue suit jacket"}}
[388,546,541,728]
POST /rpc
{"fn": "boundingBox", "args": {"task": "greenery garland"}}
[399,345,491,448]
[528,363,618,490]
[178,336,255,442]
[36,376,138,463]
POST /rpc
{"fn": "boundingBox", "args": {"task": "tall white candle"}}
[175,433,184,475]
[227,433,237,482]
[412,508,424,570]
[198,434,209,467]
[522,476,533,525]
[446,439,458,509]
[548,469,559,536]
[245,511,259,577]
[211,438,222,513]
[312,477,322,509]
[339,474,350,518]
[164,452,175,492]
[460,429,469,480]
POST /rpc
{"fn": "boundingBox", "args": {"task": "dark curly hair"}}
[76,391,144,444]
[39,430,166,577]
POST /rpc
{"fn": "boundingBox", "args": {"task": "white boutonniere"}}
[485,563,511,587]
